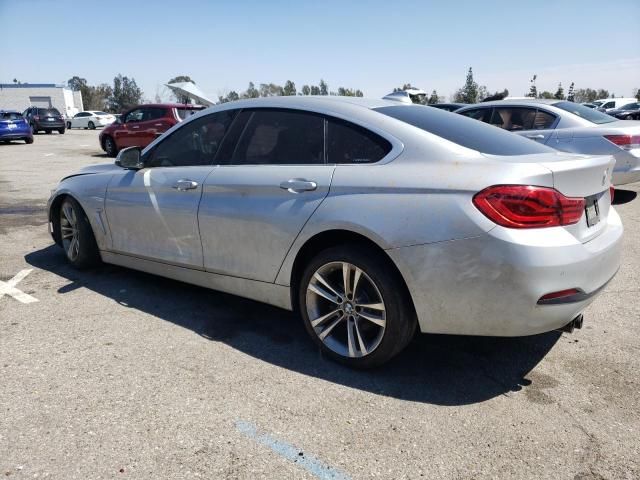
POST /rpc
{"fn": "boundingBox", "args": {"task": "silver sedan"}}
[456,99,640,185]
[47,97,622,368]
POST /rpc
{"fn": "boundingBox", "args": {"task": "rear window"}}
[376,105,553,156]
[327,118,391,163]
[621,103,639,110]
[552,101,616,124]
[1,112,23,120]
[95,111,109,116]
[37,108,61,116]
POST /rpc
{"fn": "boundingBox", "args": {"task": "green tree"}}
[86,83,113,110]
[310,85,321,95]
[218,91,240,103]
[167,75,195,103]
[283,80,296,96]
[567,82,575,102]
[301,85,311,95]
[554,83,565,100]
[107,74,143,112]
[634,88,640,101]
[67,76,87,91]
[259,83,284,97]
[453,68,480,103]
[538,91,555,99]
[319,79,329,95]
[242,82,260,99]
[428,90,439,104]
[596,89,609,99]
[527,75,538,98]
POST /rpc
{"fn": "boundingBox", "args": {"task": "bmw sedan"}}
[456,99,640,185]
[47,97,622,368]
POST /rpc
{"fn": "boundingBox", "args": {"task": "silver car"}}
[456,99,640,185]
[47,97,622,368]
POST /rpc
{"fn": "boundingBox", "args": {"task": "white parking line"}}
[0,269,38,304]
[44,153,54,157]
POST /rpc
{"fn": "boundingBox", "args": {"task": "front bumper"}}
[387,208,623,337]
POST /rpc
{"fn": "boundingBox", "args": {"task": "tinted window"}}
[231,109,324,165]
[125,109,144,123]
[458,108,492,123]
[376,105,553,156]
[621,103,640,110]
[149,110,237,167]
[1,112,23,120]
[532,109,557,129]
[490,107,536,131]
[327,118,391,164]
[602,102,615,109]
[95,111,109,115]
[552,101,616,124]
[37,108,61,116]
[145,108,166,121]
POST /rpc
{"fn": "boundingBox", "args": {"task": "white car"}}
[66,111,115,130]
[597,98,638,113]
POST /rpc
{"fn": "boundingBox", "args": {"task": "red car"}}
[99,103,205,157]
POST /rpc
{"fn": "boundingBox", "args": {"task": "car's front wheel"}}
[66,121,71,129]
[58,197,101,269]
[25,137,33,144]
[299,245,416,368]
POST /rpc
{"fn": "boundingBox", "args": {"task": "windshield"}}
[37,108,61,116]
[552,101,616,124]
[1,112,23,121]
[375,105,553,156]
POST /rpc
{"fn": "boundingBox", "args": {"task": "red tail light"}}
[539,288,581,302]
[604,134,640,149]
[473,185,585,229]
[610,186,615,202]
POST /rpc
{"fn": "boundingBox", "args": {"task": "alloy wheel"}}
[306,261,386,358]
[60,201,80,261]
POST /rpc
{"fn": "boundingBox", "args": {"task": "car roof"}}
[134,103,206,109]
[471,98,561,107]
[204,95,408,111]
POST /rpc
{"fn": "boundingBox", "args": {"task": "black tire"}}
[45,130,52,134]
[298,245,416,369]
[103,136,117,157]
[58,128,65,134]
[30,124,37,134]
[66,121,71,129]
[88,121,95,130]
[25,137,33,144]
[57,197,101,269]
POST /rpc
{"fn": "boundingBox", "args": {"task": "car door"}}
[116,108,146,148]
[130,107,168,148]
[104,112,235,268]
[198,108,335,282]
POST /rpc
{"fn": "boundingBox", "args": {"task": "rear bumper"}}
[0,131,32,140]
[387,208,623,337]
[34,122,65,130]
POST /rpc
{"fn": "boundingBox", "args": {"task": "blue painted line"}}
[235,420,351,480]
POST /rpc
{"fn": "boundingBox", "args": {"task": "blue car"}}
[0,110,33,144]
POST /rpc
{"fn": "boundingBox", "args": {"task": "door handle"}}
[172,179,199,191]
[526,134,545,140]
[279,178,318,193]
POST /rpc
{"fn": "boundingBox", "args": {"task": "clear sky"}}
[1,0,639,101]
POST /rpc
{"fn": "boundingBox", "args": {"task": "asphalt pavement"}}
[1,130,639,479]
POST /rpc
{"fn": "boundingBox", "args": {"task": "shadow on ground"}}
[26,245,561,406]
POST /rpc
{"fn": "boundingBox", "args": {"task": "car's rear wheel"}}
[58,128,65,134]
[88,121,95,130]
[25,137,33,144]
[103,136,117,157]
[58,197,100,269]
[66,121,71,129]
[299,245,416,368]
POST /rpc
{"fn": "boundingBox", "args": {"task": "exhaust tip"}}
[557,314,584,334]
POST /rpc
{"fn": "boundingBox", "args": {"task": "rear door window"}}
[327,118,391,164]
[230,109,324,165]
[532,109,557,129]
[489,107,536,131]
[458,108,493,123]
[124,109,145,123]
[145,108,166,121]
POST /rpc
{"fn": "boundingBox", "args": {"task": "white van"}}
[597,98,638,112]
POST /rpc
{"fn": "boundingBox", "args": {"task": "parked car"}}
[23,107,65,134]
[456,99,640,185]
[595,98,638,113]
[428,103,465,112]
[607,102,640,120]
[67,111,116,130]
[48,97,621,368]
[581,103,598,109]
[99,103,205,157]
[0,110,33,144]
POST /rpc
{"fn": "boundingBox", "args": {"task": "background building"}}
[0,83,83,118]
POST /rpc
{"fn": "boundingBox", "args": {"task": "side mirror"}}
[115,147,144,169]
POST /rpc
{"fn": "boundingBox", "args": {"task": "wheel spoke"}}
[346,317,357,357]
[313,272,342,299]
[310,309,340,328]
[358,311,386,327]
[318,314,345,340]
[352,267,362,300]
[68,236,78,259]
[354,318,368,355]
[342,263,351,297]
[62,205,75,225]
[308,283,341,304]
[357,302,385,311]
